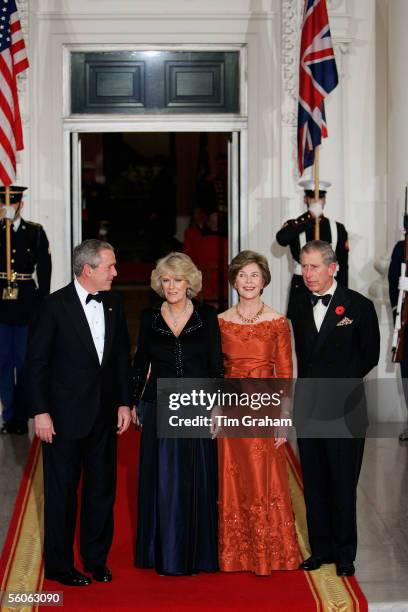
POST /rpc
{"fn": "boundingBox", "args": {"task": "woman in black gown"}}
[132,252,223,576]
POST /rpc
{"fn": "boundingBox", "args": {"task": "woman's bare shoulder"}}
[218,307,236,322]
[261,304,286,321]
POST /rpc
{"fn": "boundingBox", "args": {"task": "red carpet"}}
[1,431,368,611]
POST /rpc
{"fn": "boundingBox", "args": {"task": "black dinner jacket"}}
[26,282,132,440]
[288,283,380,379]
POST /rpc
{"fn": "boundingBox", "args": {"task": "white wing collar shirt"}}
[312,279,337,332]
[74,278,105,364]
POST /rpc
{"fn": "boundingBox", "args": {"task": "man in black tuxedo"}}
[26,239,132,586]
[288,240,380,577]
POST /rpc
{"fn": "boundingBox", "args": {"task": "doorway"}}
[71,131,240,346]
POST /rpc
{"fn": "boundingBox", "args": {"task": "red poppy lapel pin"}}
[335,305,345,316]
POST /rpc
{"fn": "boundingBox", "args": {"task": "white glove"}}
[308,199,324,219]
[0,205,15,221]
[398,276,408,292]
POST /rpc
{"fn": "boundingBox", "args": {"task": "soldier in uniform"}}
[0,186,52,434]
[276,180,349,311]
[388,239,408,441]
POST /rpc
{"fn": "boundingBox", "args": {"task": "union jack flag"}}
[0,0,29,187]
[298,0,338,176]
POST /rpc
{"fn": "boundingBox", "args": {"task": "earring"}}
[186,287,193,299]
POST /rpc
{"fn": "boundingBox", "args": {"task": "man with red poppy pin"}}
[288,240,380,578]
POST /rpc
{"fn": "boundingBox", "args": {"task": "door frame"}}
[63,119,248,285]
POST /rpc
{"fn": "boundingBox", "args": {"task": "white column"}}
[383,0,408,423]
[388,0,408,246]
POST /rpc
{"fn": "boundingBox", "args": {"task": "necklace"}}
[165,299,191,327]
[236,301,264,325]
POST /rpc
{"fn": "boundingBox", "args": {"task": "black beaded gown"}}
[133,300,223,575]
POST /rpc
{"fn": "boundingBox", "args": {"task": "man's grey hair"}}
[300,240,337,266]
[73,239,114,277]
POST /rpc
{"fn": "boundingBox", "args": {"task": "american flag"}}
[0,0,29,187]
[298,0,338,176]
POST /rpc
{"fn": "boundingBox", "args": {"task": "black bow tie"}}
[310,293,332,307]
[86,293,103,304]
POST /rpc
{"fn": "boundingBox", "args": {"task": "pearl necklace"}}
[165,299,192,327]
[236,302,264,325]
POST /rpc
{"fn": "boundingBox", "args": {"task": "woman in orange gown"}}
[217,250,300,575]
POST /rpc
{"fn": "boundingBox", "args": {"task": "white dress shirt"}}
[312,279,337,332]
[13,217,21,231]
[74,278,105,364]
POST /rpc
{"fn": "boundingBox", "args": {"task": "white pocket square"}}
[337,317,353,327]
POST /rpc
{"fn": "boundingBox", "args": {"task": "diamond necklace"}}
[236,301,264,325]
[165,299,192,327]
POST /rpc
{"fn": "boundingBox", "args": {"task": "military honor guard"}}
[0,186,52,434]
[276,180,349,311]
[388,238,408,441]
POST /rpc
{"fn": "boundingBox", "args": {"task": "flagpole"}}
[313,146,320,239]
[2,185,17,300]
[5,186,12,285]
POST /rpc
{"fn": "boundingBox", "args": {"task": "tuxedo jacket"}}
[288,284,380,432]
[288,284,380,379]
[26,282,132,440]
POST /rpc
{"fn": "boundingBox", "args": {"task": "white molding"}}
[63,116,249,133]
[63,132,72,285]
[16,0,29,45]
[281,0,302,128]
[63,43,248,52]
[34,12,277,22]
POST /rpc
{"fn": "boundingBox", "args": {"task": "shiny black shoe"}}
[0,420,28,435]
[14,421,28,434]
[45,569,92,586]
[299,555,334,571]
[336,562,355,577]
[84,566,112,582]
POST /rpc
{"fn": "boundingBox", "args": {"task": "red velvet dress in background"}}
[218,317,300,575]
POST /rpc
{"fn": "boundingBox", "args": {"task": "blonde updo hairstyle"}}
[151,252,202,298]
[228,250,271,288]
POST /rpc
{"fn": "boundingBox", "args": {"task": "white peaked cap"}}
[298,180,331,191]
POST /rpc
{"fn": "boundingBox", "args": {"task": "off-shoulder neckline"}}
[218,317,287,327]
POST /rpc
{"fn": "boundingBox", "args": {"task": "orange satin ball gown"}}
[218,317,300,575]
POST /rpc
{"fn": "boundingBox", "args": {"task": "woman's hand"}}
[274,437,287,449]
[131,406,141,429]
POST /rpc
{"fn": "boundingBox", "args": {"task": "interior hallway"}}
[0,434,407,610]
